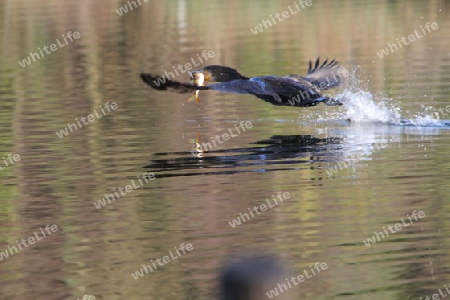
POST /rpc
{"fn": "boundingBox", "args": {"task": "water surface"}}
[0,0,450,299]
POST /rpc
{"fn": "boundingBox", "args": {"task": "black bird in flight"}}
[140,58,347,107]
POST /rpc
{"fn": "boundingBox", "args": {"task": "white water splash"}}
[330,66,449,127]
[336,90,402,123]
[296,66,449,128]
[334,90,450,127]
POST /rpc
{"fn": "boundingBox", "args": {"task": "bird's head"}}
[189,65,247,84]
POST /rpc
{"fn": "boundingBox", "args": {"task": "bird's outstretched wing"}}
[139,73,273,99]
[140,73,209,94]
[210,76,331,107]
[139,73,274,103]
[207,76,317,104]
[303,58,346,90]
[208,77,280,99]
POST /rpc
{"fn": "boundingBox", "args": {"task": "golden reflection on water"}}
[0,0,450,299]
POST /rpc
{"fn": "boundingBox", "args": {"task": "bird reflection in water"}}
[144,135,344,178]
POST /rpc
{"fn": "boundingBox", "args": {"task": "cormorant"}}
[140,58,346,107]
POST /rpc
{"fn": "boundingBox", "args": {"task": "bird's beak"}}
[188,71,194,81]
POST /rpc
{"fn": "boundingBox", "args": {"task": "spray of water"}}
[316,66,450,127]
[337,90,401,123]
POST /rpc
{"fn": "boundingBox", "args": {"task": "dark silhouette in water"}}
[141,58,346,107]
[219,255,291,300]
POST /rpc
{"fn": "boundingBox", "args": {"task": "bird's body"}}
[141,58,346,107]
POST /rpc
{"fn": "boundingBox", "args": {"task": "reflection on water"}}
[145,135,344,178]
[1,0,450,300]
